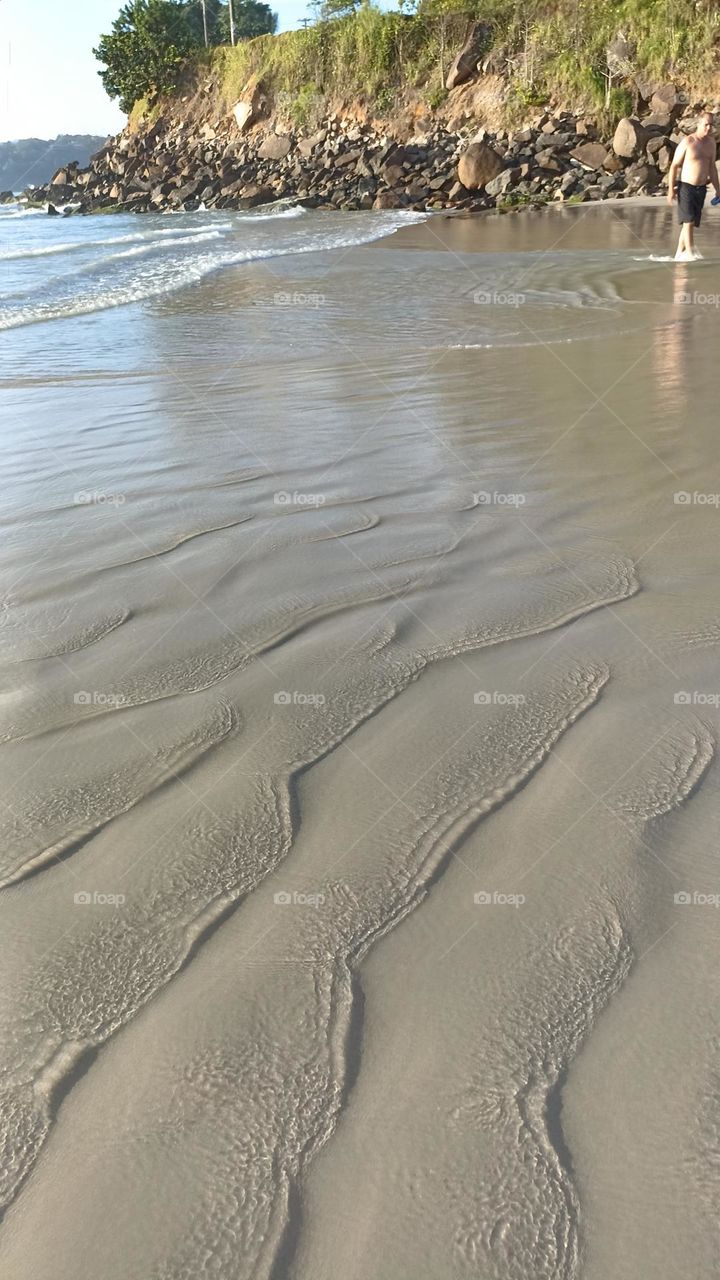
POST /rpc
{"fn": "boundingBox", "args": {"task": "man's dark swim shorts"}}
[677,181,707,226]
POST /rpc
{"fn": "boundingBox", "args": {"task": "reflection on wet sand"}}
[0,203,719,1280]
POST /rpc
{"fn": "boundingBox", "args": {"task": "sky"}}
[0,0,310,142]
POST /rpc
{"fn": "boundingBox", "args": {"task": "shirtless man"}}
[667,111,720,260]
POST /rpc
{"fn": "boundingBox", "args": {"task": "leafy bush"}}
[95,0,196,113]
[285,81,324,128]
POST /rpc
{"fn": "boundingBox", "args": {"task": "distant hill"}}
[0,135,111,192]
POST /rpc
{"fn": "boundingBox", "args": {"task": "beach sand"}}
[0,201,718,1278]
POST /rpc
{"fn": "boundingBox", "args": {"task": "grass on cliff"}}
[160,0,720,129]
[209,7,459,111]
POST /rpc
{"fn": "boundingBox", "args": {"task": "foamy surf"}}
[0,207,426,329]
[0,222,235,260]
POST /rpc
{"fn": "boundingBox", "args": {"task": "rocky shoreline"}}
[0,75,699,218]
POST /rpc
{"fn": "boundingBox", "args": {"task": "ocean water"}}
[1,198,719,1280]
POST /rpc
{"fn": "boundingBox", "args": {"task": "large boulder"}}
[258,133,292,161]
[236,183,276,209]
[642,111,675,132]
[457,139,504,190]
[570,141,608,170]
[613,117,648,159]
[445,22,491,90]
[232,75,268,134]
[651,83,683,117]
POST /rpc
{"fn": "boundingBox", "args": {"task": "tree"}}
[183,0,225,45]
[94,0,197,113]
[311,0,362,19]
[221,0,278,43]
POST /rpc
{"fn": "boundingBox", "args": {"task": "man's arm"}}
[667,138,687,204]
[708,139,720,197]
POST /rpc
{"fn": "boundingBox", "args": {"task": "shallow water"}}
[0,199,719,1279]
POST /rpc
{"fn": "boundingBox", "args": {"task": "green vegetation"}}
[497,190,551,208]
[281,80,325,128]
[209,7,465,112]
[99,0,720,122]
[209,0,720,123]
[95,1,196,113]
[95,0,277,112]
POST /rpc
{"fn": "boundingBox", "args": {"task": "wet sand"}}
[0,201,719,1279]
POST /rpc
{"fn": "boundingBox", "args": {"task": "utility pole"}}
[200,0,209,46]
[228,0,236,45]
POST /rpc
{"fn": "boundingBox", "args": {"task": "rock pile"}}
[2,80,706,216]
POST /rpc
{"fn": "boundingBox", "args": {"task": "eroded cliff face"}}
[7,55,707,216]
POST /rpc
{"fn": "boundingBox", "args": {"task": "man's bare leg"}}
[686,221,703,259]
[676,222,694,260]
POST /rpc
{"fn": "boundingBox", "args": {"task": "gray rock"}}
[297,131,326,158]
[612,117,648,159]
[603,152,623,173]
[445,21,491,90]
[232,77,268,134]
[258,134,292,161]
[382,163,405,185]
[650,83,683,117]
[457,140,504,190]
[334,149,363,168]
[646,134,672,157]
[373,190,403,209]
[624,161,660,191]
[642,111,674,132]
[535,149,564,172]
[485,167,516,196]
[570,141,608,170]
